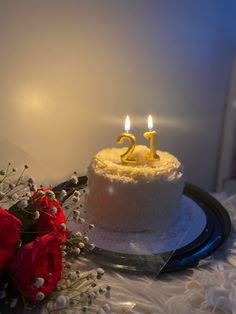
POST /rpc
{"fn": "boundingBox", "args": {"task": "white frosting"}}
[91,145,182,182]
[86,145,184,232]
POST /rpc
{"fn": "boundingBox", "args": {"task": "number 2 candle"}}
[117,115,137,164]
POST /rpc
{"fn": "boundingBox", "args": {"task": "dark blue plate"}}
[53,178,231,274]
[163,183,231,272]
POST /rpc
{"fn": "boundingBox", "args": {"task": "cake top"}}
[89,145,183,183]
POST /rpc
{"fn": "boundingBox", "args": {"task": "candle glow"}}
[125,115,131,133]
[148,114,153,131]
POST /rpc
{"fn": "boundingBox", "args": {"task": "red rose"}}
[10,233,62,303]
[0,208,21,274]
[32,189,67,242]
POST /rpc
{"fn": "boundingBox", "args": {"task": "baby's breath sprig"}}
[0,163,33,206]
[44,265,111,314]
[59,187,96,258]
[0,167,112,313]
[45,172,112,313]
[63,231,95,257]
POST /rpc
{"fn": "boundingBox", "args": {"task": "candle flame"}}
[148,115,153,131]
[125,115,131,133]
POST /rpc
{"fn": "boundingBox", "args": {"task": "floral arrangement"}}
[0,164,111,313]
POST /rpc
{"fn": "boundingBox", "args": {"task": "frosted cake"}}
[86,145,184,232]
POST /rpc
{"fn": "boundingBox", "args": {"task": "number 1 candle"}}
[143,115,160,161]
[117,115,137,164]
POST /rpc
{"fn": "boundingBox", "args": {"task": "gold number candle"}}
[117,115,137,164]
[143,115,160,161]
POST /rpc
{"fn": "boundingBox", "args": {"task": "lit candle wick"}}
[143,115,160,161]
[125,115,131,133]
[148,114,153,132]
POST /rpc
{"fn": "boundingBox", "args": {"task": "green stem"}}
[15,167,27,186]
[4,182,25,195]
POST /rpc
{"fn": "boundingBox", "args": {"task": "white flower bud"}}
[73,190,80,197]
[34,277,45,288]
[50,206,57,214]
[10,298,18,308]
[69,272,78,282]
[76,231,82,237]
[73,210,80,219]
[11,193,19,201]
[74,248,81,256]
[78,242,85,249]
[46,190,55,200]
[17,199,28,209]
[89,243,95,250]
[83,236,89,243]
[99,287,105,294]
[56,295,67,308]
[72,196,79,203]
[60,190,67,199]
[70,175,78,184]
[96,268,105,276]
[88,271,97,280]
[36,292,45,301]
[28,177,35,184]
[33,211,40,220]
[37,190,45,196]
[78,218,85,224]
[60,223,66,231]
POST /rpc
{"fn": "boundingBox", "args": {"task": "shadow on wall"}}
[0,138,50,183]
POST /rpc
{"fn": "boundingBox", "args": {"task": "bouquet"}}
[0,164,111,313]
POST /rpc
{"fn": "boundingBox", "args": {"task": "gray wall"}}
[0,0,236,190]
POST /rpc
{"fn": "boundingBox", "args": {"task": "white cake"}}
[86,145,184,232]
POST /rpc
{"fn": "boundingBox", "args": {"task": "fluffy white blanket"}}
[96,194,236,314]
[22,194,236,314]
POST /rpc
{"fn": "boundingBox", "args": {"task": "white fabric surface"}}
[17,193,236,314]
[92,194,236,314]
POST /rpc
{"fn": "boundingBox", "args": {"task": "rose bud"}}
[32,189,67,242]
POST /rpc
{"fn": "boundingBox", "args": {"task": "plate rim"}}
[53,178,232,274]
